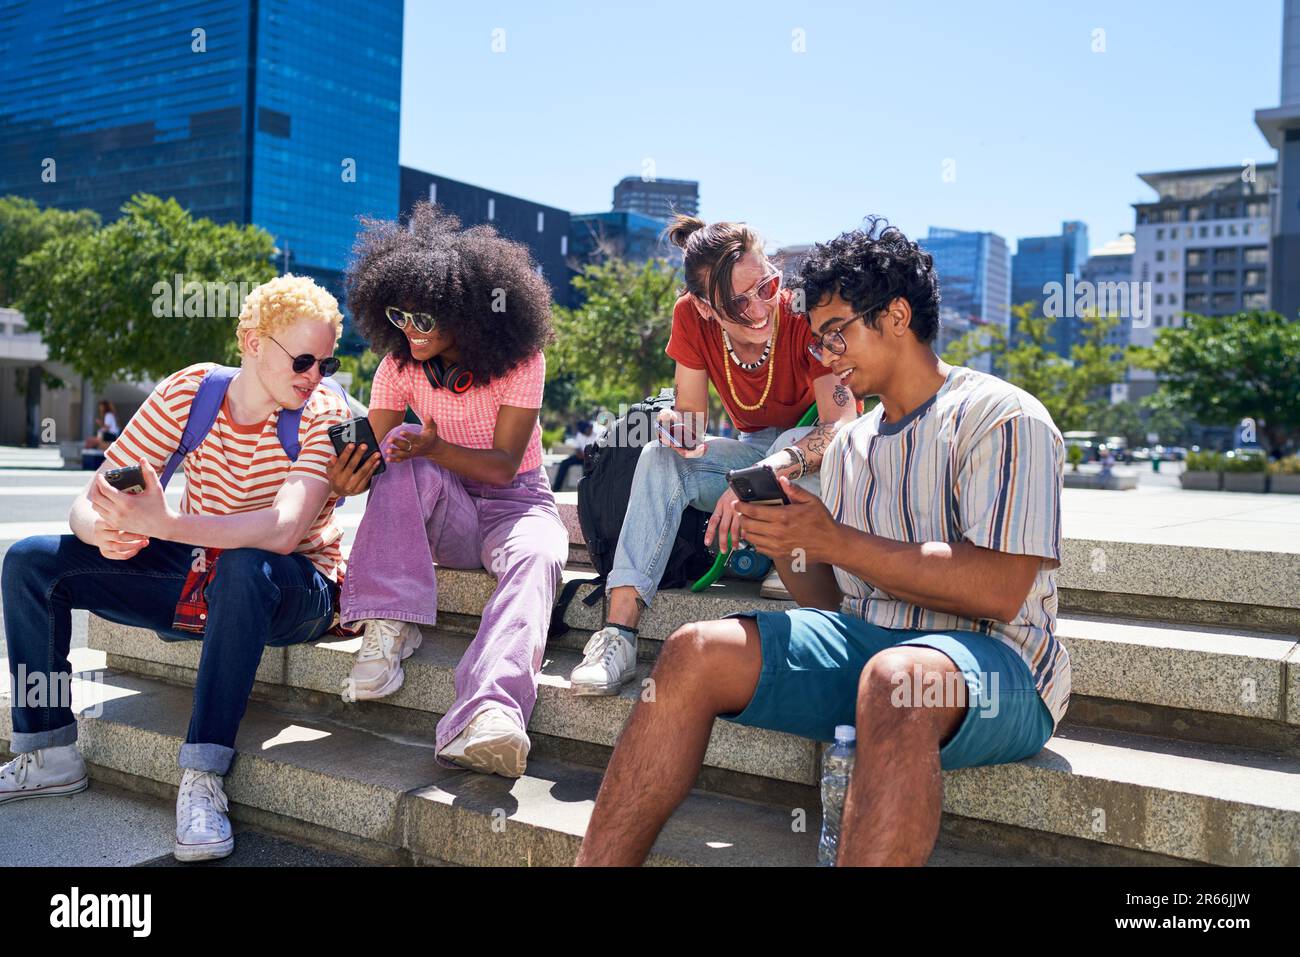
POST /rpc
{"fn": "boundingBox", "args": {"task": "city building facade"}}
[399,168,574,308]
[1010,221,1089,356]
[611,176,699,220]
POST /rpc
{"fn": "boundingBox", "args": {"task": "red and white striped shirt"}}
[104,363,349,580]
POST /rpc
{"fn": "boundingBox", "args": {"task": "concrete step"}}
[0,446,67,470]
[0,670,1056,867]
[392,566,1300,730]
[550,495,1300,632]
[6,667,1298,865]
[90,564,1300,759]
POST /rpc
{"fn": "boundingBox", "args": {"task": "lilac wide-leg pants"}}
[341,443,566,766]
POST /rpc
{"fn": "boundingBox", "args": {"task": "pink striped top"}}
[369,352,546,475]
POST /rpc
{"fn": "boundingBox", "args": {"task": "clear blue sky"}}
[400,0,1283,254]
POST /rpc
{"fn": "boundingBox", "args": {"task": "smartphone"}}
[656,417,700,451]
[655,421,696,449]
[727,464,790,505]
[328,417,386,475]
[104,465,145,494]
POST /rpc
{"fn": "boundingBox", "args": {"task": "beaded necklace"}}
[720,305,779,412]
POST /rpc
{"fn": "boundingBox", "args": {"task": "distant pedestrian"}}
[552,419,596,490]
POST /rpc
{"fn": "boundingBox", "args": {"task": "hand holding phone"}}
[656,408,703,455]
[328,417,386,476]
[104,465,145,494]
[726,464,790,506]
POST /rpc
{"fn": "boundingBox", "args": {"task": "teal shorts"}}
[721,607,1055,770]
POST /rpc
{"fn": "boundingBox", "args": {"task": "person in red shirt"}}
[569,216,859,696]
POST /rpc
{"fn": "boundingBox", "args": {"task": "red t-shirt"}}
[665,289,823,432]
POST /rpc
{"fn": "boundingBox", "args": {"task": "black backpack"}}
[550,388,714,638]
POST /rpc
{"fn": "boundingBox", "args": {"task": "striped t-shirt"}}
[369,351,546,476]
[104,362,350,580]
[820,365,1071,728]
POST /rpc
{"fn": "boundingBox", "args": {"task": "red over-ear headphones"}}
[422,356,474,394]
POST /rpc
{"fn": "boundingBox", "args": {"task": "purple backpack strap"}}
[159,366,238,490]
[275,376,351,460]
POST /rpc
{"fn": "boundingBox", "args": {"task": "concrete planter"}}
[1180,471,1222,491]
[1268,473,1300,494]
[1223,472,1268,493]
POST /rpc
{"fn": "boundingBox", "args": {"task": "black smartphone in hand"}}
[104,465,145,494]
[328,417,386,475]
[727,464,790,505]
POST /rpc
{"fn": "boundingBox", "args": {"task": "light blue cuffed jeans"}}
[606,425,819,608]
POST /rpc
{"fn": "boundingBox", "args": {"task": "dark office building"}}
[612,176,699,221]
[400,168,574,308]
[0,0,403,330]
[1011,221,1089,355]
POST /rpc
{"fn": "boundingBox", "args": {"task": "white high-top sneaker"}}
[569,626,637,696]
[174,769,233,862]
[341,618,423,701]
[0,745,88,804]
[438,708,530,778]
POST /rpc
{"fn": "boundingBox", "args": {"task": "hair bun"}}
[667,214,706,250]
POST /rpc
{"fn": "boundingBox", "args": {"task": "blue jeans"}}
[607,426,818,607]
[3,535,335,775]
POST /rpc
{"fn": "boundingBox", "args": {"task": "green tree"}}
[1131,310,1300,453]
[16,194,276,387]
[1091,400,1145,447]
[550,257,680,409]
[942,303,1125,431]
[0,195,100,306]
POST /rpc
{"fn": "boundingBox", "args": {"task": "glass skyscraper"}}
[0,0,401,307]
[920,227,1011,372]
[1011,221,1089,356]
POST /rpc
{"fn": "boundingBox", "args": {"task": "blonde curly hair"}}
[236,274,343,356]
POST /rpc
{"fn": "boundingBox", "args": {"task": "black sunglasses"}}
[267,336,340,377]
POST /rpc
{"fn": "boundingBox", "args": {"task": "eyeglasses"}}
[385,305,437,334]
[807,314,865,363]
[267,336,341,377]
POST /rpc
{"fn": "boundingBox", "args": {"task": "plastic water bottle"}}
[817,724,856,866]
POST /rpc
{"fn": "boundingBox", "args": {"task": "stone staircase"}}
[3,494,1298,866]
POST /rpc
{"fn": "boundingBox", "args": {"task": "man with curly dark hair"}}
[579,219,1071,866]
[327,202,567,778]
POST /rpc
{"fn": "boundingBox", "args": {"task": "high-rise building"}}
[1079,234,1136,352]
[1010,221,1089,356]
[611,177,699,221]
[0,0,403,310]
[921,227,1011,371]
[1080,234,1136,401]
[568,211,681,267]
[400,168,574,308]
[1129,165,1273,401]
[1255,0,1300,320]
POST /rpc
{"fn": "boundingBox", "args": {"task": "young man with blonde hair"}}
[1,274,354,861]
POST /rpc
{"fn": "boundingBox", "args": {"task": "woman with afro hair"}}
[328,202,567,778]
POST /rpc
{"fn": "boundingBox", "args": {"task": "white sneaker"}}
[0,745,88,804]
[174,769,234,862]
[438,708,530,778]
[759,569,792,601]
[569,626,637,696]
[341,618,423,701]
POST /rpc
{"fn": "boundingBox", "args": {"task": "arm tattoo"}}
[797,422,838,473]
[832,385,850,407]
